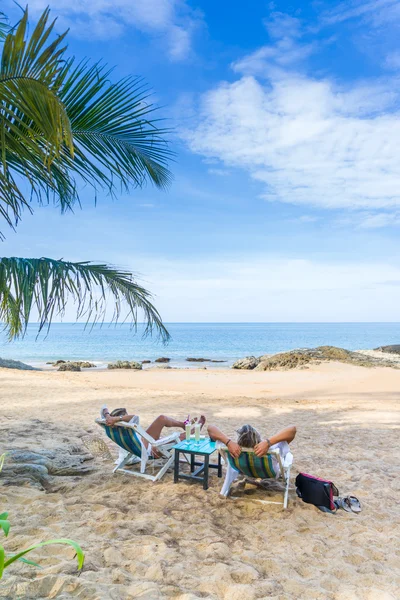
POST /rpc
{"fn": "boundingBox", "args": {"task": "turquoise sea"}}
[1,322,400,368]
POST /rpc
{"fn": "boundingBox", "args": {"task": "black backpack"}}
[296,472,339,512]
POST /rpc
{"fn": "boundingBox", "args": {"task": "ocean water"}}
[1,322,400,368]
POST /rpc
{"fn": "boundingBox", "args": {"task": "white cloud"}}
[122,255,400,321]
[297,215,319,223]
[207,168,231,177]
[263,12,303,40]
[357,212,400,229]
[385,52,400,71]
[25,0,199,60]
[232,11,317,78]
[26,252,400,322]
[232,39,316,77]
[184,68,400,210]
[322,0,400,28]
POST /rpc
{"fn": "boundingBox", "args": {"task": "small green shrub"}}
[0,454,84,577]
[0,512,84,578]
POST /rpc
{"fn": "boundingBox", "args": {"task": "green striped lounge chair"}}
[95,419,181,482]
[219,445,293,509]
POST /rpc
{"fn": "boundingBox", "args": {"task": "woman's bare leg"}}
[146,414,186,441]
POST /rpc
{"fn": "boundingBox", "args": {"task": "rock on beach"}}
[0,358,36,370]
[232,346,400,371]
[107,361,142,370]
[374,345,400,354]
[186,357,227,363]
[58,363,81,372]
[232,356,260,370]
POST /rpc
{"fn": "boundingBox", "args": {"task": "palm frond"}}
[59,61,173,193]
[0,8,74,232]
[0,8,173,237]
[0,257,170,342]
[0,12,9,42]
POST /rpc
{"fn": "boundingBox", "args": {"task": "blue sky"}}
[3,0,400,322]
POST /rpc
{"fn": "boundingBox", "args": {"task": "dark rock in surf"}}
[58,362,81,372]
[107,361,142,370]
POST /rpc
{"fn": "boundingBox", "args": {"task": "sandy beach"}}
[1,362,399,599]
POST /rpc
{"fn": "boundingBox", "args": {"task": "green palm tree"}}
[0,7,172,341]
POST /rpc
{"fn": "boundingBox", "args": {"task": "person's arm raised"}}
[207,424,241,458]
[105,414,136,426]
[254,426,297,457]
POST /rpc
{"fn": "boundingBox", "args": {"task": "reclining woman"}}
[101,407,206,459]
[207,423,296,476]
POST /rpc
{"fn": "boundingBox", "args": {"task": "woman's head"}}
[236,424,262,448]
[110,408,128,417]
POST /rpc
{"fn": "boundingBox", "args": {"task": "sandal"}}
[335,497,352,512]
[345,496,362,513]
[335,496,362,513]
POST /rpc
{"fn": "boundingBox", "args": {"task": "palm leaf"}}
[0,8,74,232]
[59,61,173,193]
[0,8,172,237]
[0,257,170,341]
[0,12,9,42]
[0,8,172,341]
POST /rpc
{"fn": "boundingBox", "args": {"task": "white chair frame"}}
[96,419,181,482]
[219,446,293,509]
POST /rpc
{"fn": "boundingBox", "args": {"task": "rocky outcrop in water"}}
[232,356,260,370]
[155,357,170,363]
[58,363,81,372]
[232,346,400,371]
[74,361,95,368]
[107,361,142,370]
[374,345,400,354]
[186,357,227,363]
[51,360,95,369]
[254,352,313,371]
[0,358,36,370]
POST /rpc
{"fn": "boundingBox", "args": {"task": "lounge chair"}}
[95,418,181,482]
[218,446,293,509]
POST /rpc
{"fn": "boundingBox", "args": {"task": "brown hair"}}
[236,424,261,448]
[110,408,128,417]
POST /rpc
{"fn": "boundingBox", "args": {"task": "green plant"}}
[0,512,84,578]
[0,7,172,340]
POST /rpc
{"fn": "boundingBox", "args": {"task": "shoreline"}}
[7,347,400,372]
